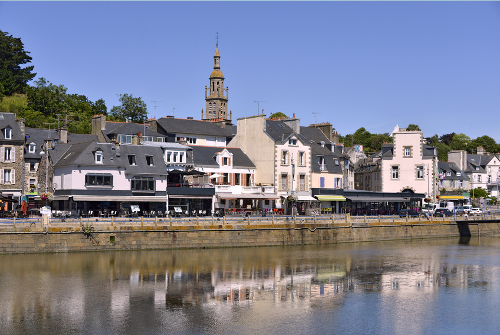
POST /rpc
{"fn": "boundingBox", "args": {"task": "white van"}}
[463,205,472,213]
[421,203,439,214]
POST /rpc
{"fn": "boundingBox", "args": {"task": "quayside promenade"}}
[1,213,500,254]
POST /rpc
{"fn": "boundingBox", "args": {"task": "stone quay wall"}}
[1,217,499,254]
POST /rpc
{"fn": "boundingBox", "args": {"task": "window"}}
[450,180,455,188]
[146,155,154,166]
[334,159,339,166]
[416,166,424,179]
[4,147,12,161]
[223,157,228,165]
[392,166,399,179]
[223,173,229,184]
[128,155,136,166]
[289,139,297,146]
[186,137,197,144]
[446,171,451,176]
[281,173,288,191]
[85,174,113,186]
[299,174,305,191]
[2,169,12,184]
[404,147,411,157]
[246,174,252,186]
[4,128,11,139]
[95,150,103,164]
[299,152,305,166]
[118,134,132,144]
[281,151,288,165]
[235,173,240,185]
[179,152,184,163]
[173,152,178,163]
[478,175,482,183]
[166,152,172,163]
[488,167,491,173]
[475,166,480,171]
[488,175,491,183]
[456,172,461,177]
[28,143,36,153]
[459,180,464,188]
[318,156,325,171]
[30,162,36,172]
[131,177,154,191]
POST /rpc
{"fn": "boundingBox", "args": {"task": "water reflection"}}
[2,238,500,334]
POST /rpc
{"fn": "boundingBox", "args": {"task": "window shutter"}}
[35,163,39,171]
[11,169,15,184]
[305,175,309,191]
[0,148,4,162]
[288,152,291,165]
[296,175,299,190]
[288,174,292,191]
[11,147,15,162]
[228,157,231,166]
[0,169,3,184]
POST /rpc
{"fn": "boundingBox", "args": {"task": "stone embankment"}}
[0,214,499,254]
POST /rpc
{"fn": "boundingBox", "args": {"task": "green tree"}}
[369,133,392,152]
[449,133,471,151]
[468,135,500,154]
[109,93,147,123]
[92,98,107,115]
[406,124,421,131]
[352,127,371,150]
[0,30,36,96]
[269,112,288,119]
[470,187,488,199]
[440,133,455,146]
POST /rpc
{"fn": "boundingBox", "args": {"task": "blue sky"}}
[1,2,499,142]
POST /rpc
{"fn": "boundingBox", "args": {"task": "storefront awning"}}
[439,195,464,200]
[345,196,409,202]
[297,195,318,201]
[217,193,279,200]
[315,195,346,201]
[72,196,169,202]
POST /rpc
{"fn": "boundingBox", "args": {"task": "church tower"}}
[203,43,231,122]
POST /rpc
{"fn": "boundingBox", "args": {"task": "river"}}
[1,237,500,334]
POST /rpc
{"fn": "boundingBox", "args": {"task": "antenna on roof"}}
[151,101,163,119]
[172,107,178,116]
[312,112,321,125]
[254,100,266,115]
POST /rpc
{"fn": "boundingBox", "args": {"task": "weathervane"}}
[216,32,218,45]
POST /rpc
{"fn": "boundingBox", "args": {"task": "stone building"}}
[0,113,25,209]
[201,43,232,122]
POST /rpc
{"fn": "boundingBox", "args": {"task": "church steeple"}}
[204,40,230,122]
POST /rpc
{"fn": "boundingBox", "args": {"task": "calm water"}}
[1,238,500,334]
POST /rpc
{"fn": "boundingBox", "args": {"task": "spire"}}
[215,43,219,57]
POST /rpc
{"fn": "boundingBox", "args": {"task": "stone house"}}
[0,113,24,208]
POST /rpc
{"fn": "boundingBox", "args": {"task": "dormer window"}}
[128,155,136,166]
[476,166,480,171]
[289,139,297,146]
[95,150,103,164]
[28,143,36,153]
[146,155,154,166]
[446,171,451,176]
[4,127,11,140]
[223,157,228,165]
[456,172,461,177]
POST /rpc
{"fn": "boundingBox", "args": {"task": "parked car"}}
[469,208,483,215]
[454,206,465,215]
[399,209,421,217]
[433,208,454,217]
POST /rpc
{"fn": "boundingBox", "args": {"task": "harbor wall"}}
[1,220,499,254]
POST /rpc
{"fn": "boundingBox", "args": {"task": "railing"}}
[1,212,499,233]
[167,183,214,188]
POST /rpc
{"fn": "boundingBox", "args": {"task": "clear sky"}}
[1,2,499,142]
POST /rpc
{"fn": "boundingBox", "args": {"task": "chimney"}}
[167,115,174,118]
[187,117,193,120]
[477,146,485,155]
[59,127,68,144]
[132,134,141,145]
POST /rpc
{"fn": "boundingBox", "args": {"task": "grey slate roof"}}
[191,146,255,169]
[0,113,23,142]
[156,118,236,137]
[311,143,343,174]
[300,126,330,144]
[265,120,311,145]
[24,128,98,159]
[466,154,493,172]
[104,122,165,138]
[52,142,167,176]
[438,162,470,181]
